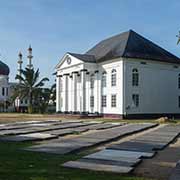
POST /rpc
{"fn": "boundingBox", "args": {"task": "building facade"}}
[0,60,13,112]
[56,30,180,118]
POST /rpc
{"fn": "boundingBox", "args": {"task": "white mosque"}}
[0,59,12,111]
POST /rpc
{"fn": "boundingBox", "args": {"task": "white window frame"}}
[111,69,117,87]
[101,95,107,107]
[132,69,139,86]
[102,72,107,88]
[111,94,117,107]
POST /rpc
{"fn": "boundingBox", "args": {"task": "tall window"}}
[111,69,116,86]
[178,96,180,108]
[101,95,107,107]
[102,72,107,88]
[2,87,5,96]
[90,75,94,89]
[90,96,94,107]
[111,94,117,107]
[132,94,139,107]
[178,74,180,88]
[132,69,139,86]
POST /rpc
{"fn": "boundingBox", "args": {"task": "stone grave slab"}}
[85,150,143,161]
[63,161,133,173]
[0,133,58,142]
[26,123,156,155]
[79,158,137,167]
[85,149,154,159]
[108,141,158,153]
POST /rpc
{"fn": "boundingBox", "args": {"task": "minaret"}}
[17,52,23,83]
[27,45,33,69]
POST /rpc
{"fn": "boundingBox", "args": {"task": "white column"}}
[94,71,99,114]
[77,73,81,113]
[56,75,61,112]
[63,74,69,112]
[72,72,78,113]
[80,70,87,114]
[98,73,102,114]
[86,72,90,113]
[68,75,72,112]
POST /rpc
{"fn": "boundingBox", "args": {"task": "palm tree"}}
[14,67,49,113]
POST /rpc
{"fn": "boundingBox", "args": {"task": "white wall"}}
[124,58,180,115]
[98,58,124,115]
[0,75,10,102]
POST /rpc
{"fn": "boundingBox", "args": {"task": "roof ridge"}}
[121,30,132,57]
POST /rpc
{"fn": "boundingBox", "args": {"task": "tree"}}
[13,67,49,113]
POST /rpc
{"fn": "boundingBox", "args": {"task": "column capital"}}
[63,73,70,76]
[80,69,88,72]
[57,75,63,77]
[72,71,79,74]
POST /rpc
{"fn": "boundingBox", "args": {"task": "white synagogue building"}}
[56,30,180,119]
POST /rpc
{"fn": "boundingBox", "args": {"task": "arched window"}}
[102,71,107,87]
[111,69,116,86]
[132,69,139,86]
[178,74,180,88]
[90,74,94,89]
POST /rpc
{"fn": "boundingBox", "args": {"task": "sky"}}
[0,0,180,86]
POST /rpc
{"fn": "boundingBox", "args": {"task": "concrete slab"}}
[63,161,133,173]
[89,149,154,158]
[85,149,143,159]
[0,133,58,142]
[26,123,156,155]
[84,153,140,163]
[79,158,137,167]
[108,141,158,153]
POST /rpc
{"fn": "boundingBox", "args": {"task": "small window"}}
[132,69,139,86]
[101,95,107,107]
[20,100,23,104]
[132,94,139,107]
[102,72,107,88]
[178,74,180,88]
[111,69,116,86]
[111,94,116,107]
[90,96,94,107]
[90,75,94,89]
[2,88,5,96]
[25,99,28,104]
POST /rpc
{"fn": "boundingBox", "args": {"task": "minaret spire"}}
[27,45,33,69]
[17,52,23,83]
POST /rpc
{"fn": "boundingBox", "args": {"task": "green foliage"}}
[12,67,49,113]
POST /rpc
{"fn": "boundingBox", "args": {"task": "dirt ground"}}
[134,137,180,180]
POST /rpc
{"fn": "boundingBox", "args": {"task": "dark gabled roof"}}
[68,52,96,63]
[0,60,10,75]
[85,30,180,64]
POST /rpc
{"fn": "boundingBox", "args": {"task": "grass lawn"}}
[0,142,155,180]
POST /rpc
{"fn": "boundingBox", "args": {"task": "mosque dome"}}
[0,61,10,76]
